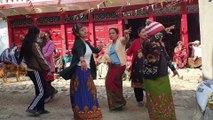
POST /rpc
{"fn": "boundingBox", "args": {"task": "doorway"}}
[155,15,181,57]
[125,18,147,48]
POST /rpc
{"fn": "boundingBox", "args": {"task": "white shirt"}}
[78,43,92,68]
[193,45,202,58]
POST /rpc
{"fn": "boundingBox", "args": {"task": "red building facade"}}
[7,1,199,57]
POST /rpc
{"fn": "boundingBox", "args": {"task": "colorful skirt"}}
[144,75,176,120]
[70,66,102,120]
[105,65,126,110]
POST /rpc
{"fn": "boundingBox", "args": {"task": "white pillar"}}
[199,0,213,80]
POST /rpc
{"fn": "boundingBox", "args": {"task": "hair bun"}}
[72,23,83,35]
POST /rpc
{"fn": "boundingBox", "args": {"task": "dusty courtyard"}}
[0,69,202,120]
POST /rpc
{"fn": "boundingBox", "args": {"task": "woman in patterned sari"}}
[60,23,102,120]
[142,25,179,120]
[173,41,187,68]
[104,28,131,111]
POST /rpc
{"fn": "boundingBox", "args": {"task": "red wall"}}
[7,1,198,57]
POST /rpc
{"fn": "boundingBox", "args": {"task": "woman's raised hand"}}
[165,25,175,34]
[124,28,132,40]
[97,44,103,50]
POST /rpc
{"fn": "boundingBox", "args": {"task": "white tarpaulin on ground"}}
[199,0,213,80]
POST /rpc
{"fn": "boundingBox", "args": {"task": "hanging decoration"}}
[0,6,5,10]
[160,0,164,7]
[9,9,15,14]
[108,0,113,4]
[1,0,195,23]
[28,0,36,14]
[59,8,65,15]
[103,1,107,8]
[0,10,7,22]
[118,0,194,18]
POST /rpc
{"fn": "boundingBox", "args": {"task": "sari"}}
[144,75,176,120]
[173,47,187,68]
[70,66,102,120]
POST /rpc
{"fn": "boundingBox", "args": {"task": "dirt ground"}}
[0,69,202,120]
[0,90,196,120]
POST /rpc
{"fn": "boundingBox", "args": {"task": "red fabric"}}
[143,21,165,37]
[127,39,143,79]
[127,39,142,63]
[98,49,105,56]
[44,71,54,81]
[105,65,126,91]
[105,65,126,110]
[173,47,188,68]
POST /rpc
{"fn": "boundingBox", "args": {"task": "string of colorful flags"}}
[119,0,185,17]
[65,0,194,21]
[0,0,195,22]
[0,0,36,21]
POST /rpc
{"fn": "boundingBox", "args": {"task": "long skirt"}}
[105,65,126,110]
[144,75,176,120]
[70,66,102,120]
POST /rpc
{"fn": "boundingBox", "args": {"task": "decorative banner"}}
[9,9,15,14]
[160,0,164,7]
[103,1,107,7]
[97,4,100,9]
[27,0,36,14]
[108,0,113,4]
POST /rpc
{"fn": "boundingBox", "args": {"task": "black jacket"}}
[19,42,50,71]
[142,30,176,79]
[60,38,100,80]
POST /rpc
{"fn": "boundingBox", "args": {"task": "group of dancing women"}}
[20,19,178,120]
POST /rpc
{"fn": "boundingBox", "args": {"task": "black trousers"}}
[27,71,49,111]
[47,81,56,97]
[134,88,144,102]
